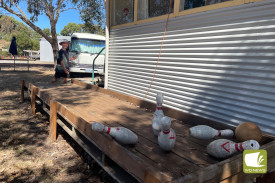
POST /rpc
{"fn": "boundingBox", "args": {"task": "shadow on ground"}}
[0,67,116,183]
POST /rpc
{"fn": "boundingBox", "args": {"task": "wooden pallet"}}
[21,80,275,183]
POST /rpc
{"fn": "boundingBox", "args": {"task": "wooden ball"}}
[235,122,262,143]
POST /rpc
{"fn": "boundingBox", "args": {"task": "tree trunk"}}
[50,20,59,67]
[50,38,59,67]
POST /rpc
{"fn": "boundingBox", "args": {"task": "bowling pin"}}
[189,125,234,140]
[158,116,176,151]
[91,122,138,145]
[207,139,260,159]
[152,93,164,136]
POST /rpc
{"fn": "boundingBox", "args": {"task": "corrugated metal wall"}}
[107,0,275,135]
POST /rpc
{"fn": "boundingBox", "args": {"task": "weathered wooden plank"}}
[71,79,235,131]
[67,93,212,168]
[49,100,58,141]
[144,167,172,183]
[56,102,173,182]
[68,93,217,166]
[21,80,25,102]
[27,82,275,183]
[28,85,156,181]
[174,140,275,183]
[70,79,236,147]
[256,171,275,183]
[60,96,176,178]
[31,86,36,115]
[71,79,156,110]
[220,156,275,183]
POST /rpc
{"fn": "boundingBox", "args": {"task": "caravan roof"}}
[71,33,105,41]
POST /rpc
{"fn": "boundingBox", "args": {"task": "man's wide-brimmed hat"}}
[59,39,70,45]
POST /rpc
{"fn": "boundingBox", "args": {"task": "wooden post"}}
[144,170,162,183]
[49,100,58,141]
[102,153,111,167]
[31,87,36,115]
[21,80,25,102]
[42,101,46,110]
[144,168,173,183]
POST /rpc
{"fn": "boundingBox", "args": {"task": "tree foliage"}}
[79,0,105,32]
[0,15,16,37]
[60,23,82,36]
[60,22,105,36]
[0,0,105,63]
[60,0,105,36]
[88,24,105,36]
[0,15,40,55]
[42,28,51,36]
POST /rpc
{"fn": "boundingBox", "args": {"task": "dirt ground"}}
[0,66,115,183]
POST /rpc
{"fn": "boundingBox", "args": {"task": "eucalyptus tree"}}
[60,23,82,36]
[0,0,104,64]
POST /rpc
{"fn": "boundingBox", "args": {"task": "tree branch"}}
[26,0,48,17]
[38,0,48,10]
[11,0,28,19]
[60,7,77,13]
[33,0,52,20]
[54,0,66,23]
[42,0,50,9]
[0,1,52,43]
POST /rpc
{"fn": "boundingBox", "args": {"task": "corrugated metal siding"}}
[107,0,275,135]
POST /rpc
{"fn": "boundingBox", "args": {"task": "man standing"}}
[51,39,75,84]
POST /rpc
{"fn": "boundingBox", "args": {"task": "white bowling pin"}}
[92,122,138,145]
[207,139,260,159]
[158,116,176,151]
[189,125,234,140]
[152,93,164,136]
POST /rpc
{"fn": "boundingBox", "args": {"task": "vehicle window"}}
[70,38,105,55]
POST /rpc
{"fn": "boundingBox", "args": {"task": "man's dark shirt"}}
[57,49,69,65]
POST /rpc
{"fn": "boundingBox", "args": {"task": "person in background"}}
[51,39,75,84]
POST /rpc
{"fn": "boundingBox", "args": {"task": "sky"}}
[5,1,84,34]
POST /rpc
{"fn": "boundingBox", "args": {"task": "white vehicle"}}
[69,33,105,77]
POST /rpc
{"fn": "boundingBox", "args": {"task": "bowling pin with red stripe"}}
[152,93,164,136]
[207,139,260,159]
[92,122,138,145]
[189,125,234,140]
[158,116,176,151]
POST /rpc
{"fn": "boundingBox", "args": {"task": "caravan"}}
[69,33,105,77]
